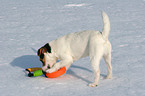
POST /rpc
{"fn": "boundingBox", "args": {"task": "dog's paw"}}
[89,83,98,87]
[105,75,112,79]
[46,68,55,73]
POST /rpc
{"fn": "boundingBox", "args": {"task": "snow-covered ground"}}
[0,0,145,96]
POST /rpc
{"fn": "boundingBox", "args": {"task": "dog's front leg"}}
[46,56,73,73]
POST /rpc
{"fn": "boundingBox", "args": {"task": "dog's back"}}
[52,11,110,61]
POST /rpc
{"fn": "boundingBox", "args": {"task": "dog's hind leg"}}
[104,53,112,79]
[89,45,104,87]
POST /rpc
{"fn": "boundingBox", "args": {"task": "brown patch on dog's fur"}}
[37,43,51,66]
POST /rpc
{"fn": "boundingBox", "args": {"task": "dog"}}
[37,11,112,87]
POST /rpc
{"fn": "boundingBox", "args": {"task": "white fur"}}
[43,11,112,87]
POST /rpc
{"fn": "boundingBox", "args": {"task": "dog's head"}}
[37,43,57,71]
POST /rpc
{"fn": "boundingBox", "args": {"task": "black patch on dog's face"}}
[37,43,51,66]
[37,48,42,58]
[39,49,44,59]
[37,48,44,60]
[37,43,51,56]
[44,43,51,53]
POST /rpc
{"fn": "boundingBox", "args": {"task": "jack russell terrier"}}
[37,11,112,87]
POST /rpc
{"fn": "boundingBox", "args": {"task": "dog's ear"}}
[37,48,41,56]
[44,43,51,53]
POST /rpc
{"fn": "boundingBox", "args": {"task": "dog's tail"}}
[102,11,110,39]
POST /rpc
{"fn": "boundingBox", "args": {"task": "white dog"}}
[37,11,112,87]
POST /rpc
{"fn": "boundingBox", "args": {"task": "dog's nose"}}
[47,65,51,69]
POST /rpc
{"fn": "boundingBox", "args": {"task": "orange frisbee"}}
[45,67,66,78]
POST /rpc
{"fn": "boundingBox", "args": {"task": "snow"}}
[65,3,86,7]
[0,0,145,96]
